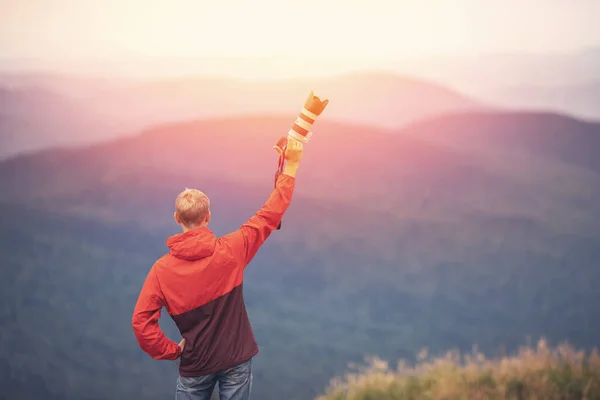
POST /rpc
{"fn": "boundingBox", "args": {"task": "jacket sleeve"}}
[132,265,181,360]
[225,173,296,266]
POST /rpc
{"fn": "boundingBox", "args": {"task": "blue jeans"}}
[175,358,253,400]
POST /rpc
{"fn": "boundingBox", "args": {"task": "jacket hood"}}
[166,227,217,261]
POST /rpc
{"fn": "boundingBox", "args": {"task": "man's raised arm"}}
[225,138,303,266]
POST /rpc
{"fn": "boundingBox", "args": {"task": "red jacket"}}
[132,174,295,375]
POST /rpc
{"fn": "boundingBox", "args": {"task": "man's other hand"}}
[178,338,186,356]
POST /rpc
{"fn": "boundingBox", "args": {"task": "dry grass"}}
[317,339,600,400]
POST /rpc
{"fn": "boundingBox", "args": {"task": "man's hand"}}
[274,137,303,178]
[274,137,303,164]
[178,338,186,357]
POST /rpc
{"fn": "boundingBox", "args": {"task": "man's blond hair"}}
[175,188,210,227]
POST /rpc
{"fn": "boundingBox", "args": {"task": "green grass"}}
[317,339,600,400]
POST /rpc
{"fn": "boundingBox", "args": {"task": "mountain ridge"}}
[1,109,599,236]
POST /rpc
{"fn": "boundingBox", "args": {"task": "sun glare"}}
[2,0,598,80]
[0,0,476,79]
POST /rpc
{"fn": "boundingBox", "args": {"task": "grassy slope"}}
[318,340,600,400]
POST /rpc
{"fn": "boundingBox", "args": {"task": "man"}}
[131,137,303,400]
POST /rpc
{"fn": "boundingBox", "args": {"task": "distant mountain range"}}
[399,47,600,121]
[0,72,488,160]
[3,46,599,89]
[481,82,600,121]
[0,86,122,159]
[1,109,600,399]
[3,53,600,164]
[397,46,600,91]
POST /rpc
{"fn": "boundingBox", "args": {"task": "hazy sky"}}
[1,0,600,78]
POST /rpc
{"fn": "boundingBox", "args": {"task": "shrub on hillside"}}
[317,339,600,400]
